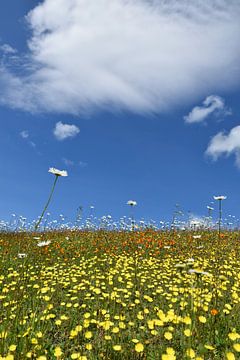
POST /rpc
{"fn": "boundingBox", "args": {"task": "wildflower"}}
[213,195,227,200]
[210,309,218,316]
[226,352,235,360]
[84,331,92,339]
[127,200,137,206]
[34,167,68,230]
[188,269,210,276]
[113,345,122,351]
[18,253,27,258]
[199,316,207,323]
[48,168,68,177]
[54,347,63,357]
[8,345,17,352]
[204,345,215,350]
[233,344,240,352]
[228,332,240,341]
[184,329,192,337]
[5,355,14,360]
[37,240,51,247]
[135,343,144,352]
[162,354,176,360]
[186,348,195,358]
[164,332,173,340]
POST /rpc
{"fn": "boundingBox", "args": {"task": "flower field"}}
[0,230,240,360]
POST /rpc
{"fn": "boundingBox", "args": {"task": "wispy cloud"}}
[53,121,80,141]
[0,44,17,54]
[184,95,230,124]
[206,125,240,167]
[62,158,87,167]
[62,158,74,166]
[0,0,240,114]
[19,129,36,148]
[20,130,29,139]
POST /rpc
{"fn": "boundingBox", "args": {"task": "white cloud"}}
[54,121,80,140]
[20,130,29,139]
[184,95,228,124]
[0,0,240,114]
[206,125,240,167]
[0,44,17,54]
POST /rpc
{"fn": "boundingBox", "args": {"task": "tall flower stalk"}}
[34,168,68,231]
[213,195,226,237]
[127,200,137,231]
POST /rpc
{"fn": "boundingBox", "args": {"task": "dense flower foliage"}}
[0,230,239,359]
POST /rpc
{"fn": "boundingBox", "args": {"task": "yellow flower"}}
[233,343,240,352]
[226,352,235,360]
[164,332,173,340]
[113,345,122,351]
[86,344,92,351]
[71,354,80,359]
[54,347,63,357]
[112,327,119,333]
[183,316,192,325]
[5,355,14,360]
[84,331,92,339]
[229,333,240,341]
[135,343,144,352]
[184,329,192,337]
[55,320,62,326]
[37,357,47,360]
[166,348,175,355]
[105,335,112,340]
[162,354,176,360]
[199,316,207,323]
[131,339,139,343]
[204,344,215,350]
[186,348,195,359]
[9,345,17,352]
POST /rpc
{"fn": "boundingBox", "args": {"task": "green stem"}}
[34,175,59,231]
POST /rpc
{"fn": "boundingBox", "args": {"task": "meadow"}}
[0,229,239,360]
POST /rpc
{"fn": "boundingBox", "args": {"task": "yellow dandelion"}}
[204,344,215,350]
[233,343,240,352]
[71,353,80,359]
[112,327,119,333]
[54,347,63,357]
[184,329,192,337]
[162,354,176,360]
[85,344,92,351]
[135,343,144,352]
[113,345,122,351]
[229,333,240,341]
[166,348,175,355]
[199,316,207,323]
[164,332,173,340]
[226,352,235,360]
[5,355,14,360]
[84,331,92,339]
[9,345,17,352]
[186,348,195,359]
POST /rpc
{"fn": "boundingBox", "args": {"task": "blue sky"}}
[0,0,240,225]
